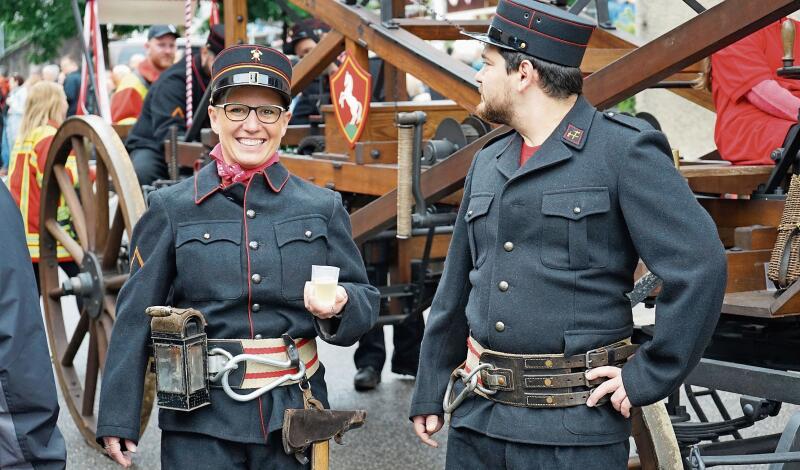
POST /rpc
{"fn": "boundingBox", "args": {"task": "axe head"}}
[282,408,367,457]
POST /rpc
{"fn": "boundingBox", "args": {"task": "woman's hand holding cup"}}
[304,265,347,319]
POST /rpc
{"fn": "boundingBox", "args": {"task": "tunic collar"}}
[194,159,290,204]
[494,94,596,180]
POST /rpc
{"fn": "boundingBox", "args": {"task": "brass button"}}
[503,241,514,252]
[545,359,553,368]
[251,274,262,284]
[254,334,262,339]
[305,230,312,238]
[495,321,505,332]
[519,41,527,49]
[252,303,261,312]
[203,233,210,239]
[467,210,473,217]
[544,378,553,387]
[546,396,554,404]
[246,209,256,219]
[498,281,509,292]
[573,206,581,214]
[497,376,506,386]
[249,241,259,250]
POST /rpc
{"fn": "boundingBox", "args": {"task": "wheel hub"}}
[61,252,105,319]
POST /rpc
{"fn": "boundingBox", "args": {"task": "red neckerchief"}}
[209,143,280,187]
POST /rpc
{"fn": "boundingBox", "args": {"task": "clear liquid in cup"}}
[313,280,338,306]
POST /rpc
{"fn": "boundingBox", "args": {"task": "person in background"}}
[5,81,80,291]
[111,64,132,90]
[41,64,60,83]
[128,53,145,71]
[709,17,800,165]
[286,19,334,125]
[111,24,178,125]
[124,24,224,185]
[60,56,81,117]
[2,74,26,170]
[0,182,67,470]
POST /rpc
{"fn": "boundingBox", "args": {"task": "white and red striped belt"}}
[208,337,320,391]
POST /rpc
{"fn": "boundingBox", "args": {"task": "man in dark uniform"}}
[97,44,379,468]
[0,183,66,470]
[125,24,225,185]
[286,19,333,126]
[409,1,727,468]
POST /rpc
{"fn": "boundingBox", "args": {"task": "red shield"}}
[329,52,372,148]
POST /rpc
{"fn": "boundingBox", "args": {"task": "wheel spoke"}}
[45,219,84,263]
[102,208,124,271]
[103,295,117,321]
[95,158,110,249]
[62,312,89,367]
[52,164,89,250]
[71,136,96,250]
[82,321,100,417]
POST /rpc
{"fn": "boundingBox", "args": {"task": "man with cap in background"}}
[409,0,726,467]
[285,18,334,125]
[96,42,378,469]
[111,25,178,124]
[125,24,225,185]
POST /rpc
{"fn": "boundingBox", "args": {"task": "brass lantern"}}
[146,306,211,411]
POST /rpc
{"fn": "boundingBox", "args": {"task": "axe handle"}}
[312,440,329,470]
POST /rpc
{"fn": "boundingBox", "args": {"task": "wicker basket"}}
[768,174,800,288]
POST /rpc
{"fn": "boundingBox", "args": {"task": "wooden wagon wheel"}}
[39,115,154,450]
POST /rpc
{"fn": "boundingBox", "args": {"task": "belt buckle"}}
[584,346,607,369]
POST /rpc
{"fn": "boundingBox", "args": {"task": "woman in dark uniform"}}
[96,44,379,469]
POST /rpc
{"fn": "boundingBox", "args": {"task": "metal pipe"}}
[366,225,454,241]
[70,0,99,114]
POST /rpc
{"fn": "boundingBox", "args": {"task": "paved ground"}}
[57,301,798,469]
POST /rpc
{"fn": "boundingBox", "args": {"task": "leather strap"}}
[464,336,636,408]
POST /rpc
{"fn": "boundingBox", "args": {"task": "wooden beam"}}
[288,0,480,113]
[291,31,345,95]
[345,38,370,72]
[223,0,247,47]
[395,19,491,40]
[584,0,800,109]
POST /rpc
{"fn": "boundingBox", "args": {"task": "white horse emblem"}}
[338,72,363,126]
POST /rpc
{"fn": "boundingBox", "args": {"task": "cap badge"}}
[251,48,263,62]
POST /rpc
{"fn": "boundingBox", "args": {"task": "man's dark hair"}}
[497,48,582,99]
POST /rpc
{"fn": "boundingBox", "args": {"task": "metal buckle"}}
[584,346,607,369]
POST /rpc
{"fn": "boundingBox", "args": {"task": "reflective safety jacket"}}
[6,123,78,262]
[110,59,161,125]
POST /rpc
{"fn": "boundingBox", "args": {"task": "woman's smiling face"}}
[209,86,292,168]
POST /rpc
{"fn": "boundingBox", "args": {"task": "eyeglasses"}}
[214,103,287,124]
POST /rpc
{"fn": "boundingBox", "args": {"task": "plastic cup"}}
[311,265,340,306]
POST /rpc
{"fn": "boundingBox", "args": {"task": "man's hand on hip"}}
[585,366,633,418]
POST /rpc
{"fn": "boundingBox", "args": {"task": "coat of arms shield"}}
[329,52,372,148]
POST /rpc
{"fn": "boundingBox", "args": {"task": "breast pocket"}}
[274,215,329,301]
[465,193,494,268]
[175,220,244,301]
[540,187,610,270]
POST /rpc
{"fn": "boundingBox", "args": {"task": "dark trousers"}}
[353,311,424,375]
[130,147,168,186]
[445,426,630,470]
[161,430,309,470]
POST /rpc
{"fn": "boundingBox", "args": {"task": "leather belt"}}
[457,336,637,409]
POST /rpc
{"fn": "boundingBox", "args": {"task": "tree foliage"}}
[1,0,86,63]
[2,0,308,64]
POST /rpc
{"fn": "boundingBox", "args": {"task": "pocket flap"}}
[562,324,633,357]
[176,220,242,248]
[464,193,494,222]
[274,215,328,247]
[541,187,610,221]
